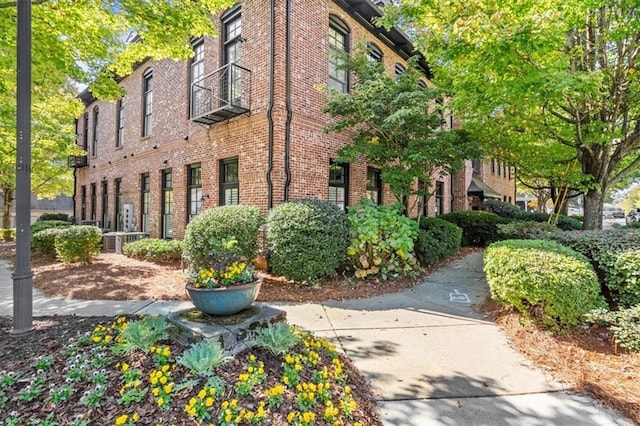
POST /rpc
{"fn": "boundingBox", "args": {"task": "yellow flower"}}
[164,383,174,393]
[121,363,129,372]
[132,413,139,422]
[205,397,214,407]
[114,414,128,425]
[157,397,164,406]
[198,389,206,399]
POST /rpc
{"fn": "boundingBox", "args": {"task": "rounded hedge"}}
[415,217,462,266]
[37,213,72,222]
[183,205,264,270]
[33,228,66,256]
[266,199,349,284]
[54,225,102,264]
[484,239,607,329]
[123,238,184,264]
[439,210,504,247]
[31,220,71,234]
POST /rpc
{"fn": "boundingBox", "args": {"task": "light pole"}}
[12,0,33,335]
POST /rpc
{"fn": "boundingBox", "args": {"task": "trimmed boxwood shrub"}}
[554,215,582,231]
[607,249,640,308]
[496,220,557,240]
[484,239,607,329]
[267,199,349,284]
[37,213,72,222]
[183,205,264,270]
[482,199,525,219]
[54,225,102,264]
[31,220,71,234]
[123,238,184,264]
[585,306,640,352]
[415,217,462,266]
[439,210,505,247]
[33,228,65,256]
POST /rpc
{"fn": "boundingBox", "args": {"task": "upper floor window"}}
[222,6,242,65]
[417,80,427,89]
[435,181,444,216]
[367,42,383,63]
[328,16,349,93]
[116,98,124,147]
[329,160,349,210]
[394,63,406,76]
[82,113,89,151]
[191,40,205,117]
[187,163,203,222]
[142,68,153,137]
[367,167,382,205]
[91,106,99,157]
[220,157,239,205]
[471,159,481,174]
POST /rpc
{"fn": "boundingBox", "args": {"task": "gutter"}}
[284,0,292,200]
[266,0,276,209]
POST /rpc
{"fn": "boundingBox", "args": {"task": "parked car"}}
[626,208,640,223]
[603,206,625,219]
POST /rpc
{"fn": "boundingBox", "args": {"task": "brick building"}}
[70,0,514,239]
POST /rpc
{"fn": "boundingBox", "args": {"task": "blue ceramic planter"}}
[185,280,262,316]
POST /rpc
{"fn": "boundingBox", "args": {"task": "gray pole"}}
[12,0,33,335]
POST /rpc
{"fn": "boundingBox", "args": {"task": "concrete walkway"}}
[0,254,632,425]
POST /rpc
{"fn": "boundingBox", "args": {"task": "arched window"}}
[328,15,350,93]
[367,42,383,62]
[394,63,406,76]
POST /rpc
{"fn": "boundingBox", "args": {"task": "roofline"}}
[335,0,432,79]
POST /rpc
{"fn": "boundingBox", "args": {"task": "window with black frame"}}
[161,169,173,239]
[90,183,97,222]
[187,163,203,222]
[329,16,349,93]
[328,161,349,210]
[367,167,382,205]
[114,178,123,231]
[435,181,444,216]
[101,181,109,230]
[116,98,124,147]
[92,106,99,157]
[142,69,153,137]
[222,7,242,106]
[140,173,150,234]
[220,158,239,205]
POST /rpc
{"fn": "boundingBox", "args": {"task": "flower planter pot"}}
[185,279,262,316]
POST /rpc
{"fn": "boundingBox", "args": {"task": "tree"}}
[0,0,233,230]
[323,48,480,213]
[385,0,640,229]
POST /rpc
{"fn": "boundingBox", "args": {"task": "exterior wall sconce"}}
[163,159,168,164]
[152,144,158,149]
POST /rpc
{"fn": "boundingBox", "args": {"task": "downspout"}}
[283,0,292,200]
[72,168,77,223]
[450,173,455,212]
[266,0,276,209]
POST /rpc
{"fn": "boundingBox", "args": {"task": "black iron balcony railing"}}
[190,63,252,125]
[68,155,88,168]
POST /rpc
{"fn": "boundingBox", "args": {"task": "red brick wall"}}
[74,0,482,239]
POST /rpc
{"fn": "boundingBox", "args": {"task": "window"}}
[367,42,383,62]
[328,16,349,93]
[435,181,444,216]
[116,98,124,147]
[367,167,382,205]
[92,106,99,157]
[114,178,123,231]
[90,183,97,222]
[187,163,203,222]
[142,68,153,137]
[328,161,349,210]
[491,158,496,174]
[497,160,501,176]
[191,39,205,117]
[471,159,481,174]
[82,113,89,151]
[394,63,405,76]
[140,173,150,234]
[161,169,173,239]
[222,7,242,105]
[417,80,427,89]
[220,158,239,205]
[80,185,87,221]
[101,181,109,230]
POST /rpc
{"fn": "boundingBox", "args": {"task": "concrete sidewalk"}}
[0,254,632,425]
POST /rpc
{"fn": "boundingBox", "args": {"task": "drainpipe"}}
[283,0,292,200]
[266,0,276,209]
[450,173,455,212]
[72,168,77,223]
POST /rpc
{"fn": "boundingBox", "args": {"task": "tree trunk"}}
[582,188,604,230]
[1,188,14,231]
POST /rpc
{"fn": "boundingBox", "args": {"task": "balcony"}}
[68,155,88,168]
[190,63,252,125]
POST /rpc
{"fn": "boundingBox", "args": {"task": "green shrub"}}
[554,215,583,231]
[496,220,557,240]
[32,228,65,256]
[440,210,505,247]
[123,238,183,264]
[54,225,102,264]
[183,205,264,271]
[0,228,15,241]
[267,199,349,283]
[585,306,640,352]
[346,200,418,279]
[482,199,525,219]
[415,217,462,266]
[607,250,640,307]
[37,213,72,222]
[31,220,71,234]
[484,239,606,330]
[520,211,551,223]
